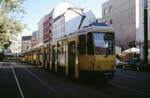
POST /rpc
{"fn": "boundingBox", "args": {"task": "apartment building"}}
[102,0,136,50]
[31,31,38,47]
[102,0,150,62]
[42,10,54,43]
[37,18,44,45]
[21,36,32,53]
[9,33,22,53]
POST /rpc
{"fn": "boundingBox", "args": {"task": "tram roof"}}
[50,25,114,43]
[31,25,114,48]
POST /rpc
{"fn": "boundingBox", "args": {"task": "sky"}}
[22,0,108,36]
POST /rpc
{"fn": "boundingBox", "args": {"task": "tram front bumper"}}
[79,70,115,79]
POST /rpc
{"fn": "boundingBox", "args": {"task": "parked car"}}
[122,58,147,71]
[116,58,123,68]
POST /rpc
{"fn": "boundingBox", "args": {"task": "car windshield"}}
[93,32,114,55]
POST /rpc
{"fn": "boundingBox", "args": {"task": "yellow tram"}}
[7,55,17,60]
[17,53,25,62]
[23,25,116,80]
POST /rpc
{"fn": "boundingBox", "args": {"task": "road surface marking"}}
[23,67,65,98]
[23,67,57,92]
[14,62,65,97]
[11,64,24,98]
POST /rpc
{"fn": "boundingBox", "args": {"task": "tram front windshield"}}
[93,32,114,55]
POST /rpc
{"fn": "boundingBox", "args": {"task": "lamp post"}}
[144,8,148,64]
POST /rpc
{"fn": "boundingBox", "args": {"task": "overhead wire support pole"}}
[68,7,86,29]
[144,8,148,64]
[68,8,85,16]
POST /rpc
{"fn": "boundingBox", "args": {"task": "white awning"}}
[122,47,140,54]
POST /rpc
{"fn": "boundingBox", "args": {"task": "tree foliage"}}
[0,0,25,52]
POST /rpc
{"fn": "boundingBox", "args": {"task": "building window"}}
[110,19,113,24]
[43,20,49,27]
[109,5,112,13]
[44,34,49,40]
[104,8,107,15]
[144,0,148,8]
[43,27,49,33]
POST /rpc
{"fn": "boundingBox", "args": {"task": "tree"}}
[0,0,25,52]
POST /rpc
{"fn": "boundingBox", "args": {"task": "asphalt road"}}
[0,61,150,98]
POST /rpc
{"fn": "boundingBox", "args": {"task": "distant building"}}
[9,33,22,53]
[102,0,136,49]
[51,3,96,42]
[21,36,32,53]
[31,31,38,47]
[3,46,10,56]
[37,18,44,45]
[102,0,150,62]
[43,10,54,43]
[43,14,50,43]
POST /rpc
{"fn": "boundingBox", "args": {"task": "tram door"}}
[37,49,40,65]
[52,46,56,71]
[68,41,76,77]
[43,47,46,68]
[47,45,50,70]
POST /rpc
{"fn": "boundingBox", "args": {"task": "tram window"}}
[87,32,94,55]
[41,48,43,54]
[94,32,114,55]
[37,50,39,54]
[57,44,60,54]
[39,49,42,54]
[44,48,46,54]
[61,45,63,54]
[62,45,64,54]
[79,35,86,55]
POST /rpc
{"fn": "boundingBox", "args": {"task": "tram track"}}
[0,62,21,98]
[14,62,150,97]
[10,62,63,98]
[11,64,24,98]
[1,61,150,98]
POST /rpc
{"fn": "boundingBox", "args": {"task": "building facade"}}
[37,18,44,45]
[43,14,50,43]
[21,36,32,53]
[102,0,150,62]
[102,0,136,50]
[31,31,38,47]
[42,10,53,43]
[9,33,22,53]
